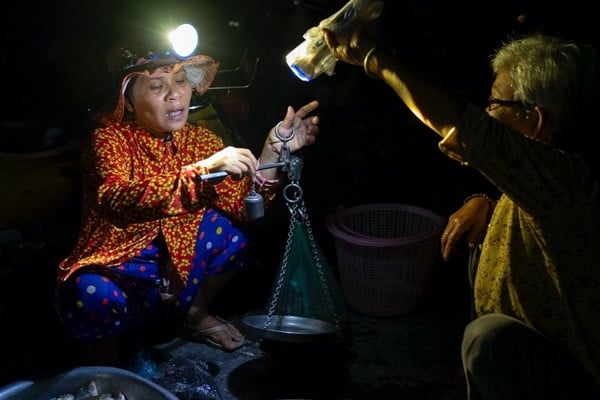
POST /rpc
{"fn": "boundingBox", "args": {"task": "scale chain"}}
[301,202,342,328]
[263,202,298,329]
[263,199,341,330]
[262,137,341,331]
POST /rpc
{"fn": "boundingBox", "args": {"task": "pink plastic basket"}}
[326,203,445,317]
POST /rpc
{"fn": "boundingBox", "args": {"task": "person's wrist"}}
[363,47,380,79]
[463,193,497,220]
[463,193,494,204]
[264,137,283,157]
[255,170,279,189]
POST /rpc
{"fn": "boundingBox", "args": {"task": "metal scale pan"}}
[241,152,343,343]
[242,314,339,343]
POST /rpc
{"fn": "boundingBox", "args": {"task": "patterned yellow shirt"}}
[442,103,600,384]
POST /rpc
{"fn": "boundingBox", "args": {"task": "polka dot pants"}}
[55,209,248,344]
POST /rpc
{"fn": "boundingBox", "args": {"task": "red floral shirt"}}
[58,122,277,284]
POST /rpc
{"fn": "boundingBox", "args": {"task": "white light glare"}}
[169,23,198,58]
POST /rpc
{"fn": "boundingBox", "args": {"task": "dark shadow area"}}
[227,340,352,399]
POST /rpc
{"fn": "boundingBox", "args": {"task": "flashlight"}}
[285,0,383,81]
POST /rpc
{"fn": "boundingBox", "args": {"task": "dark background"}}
[4,0,598,144]
[3,0,598,201]
[1,0,598,386]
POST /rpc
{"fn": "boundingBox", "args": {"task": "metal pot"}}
[0,366,179,400]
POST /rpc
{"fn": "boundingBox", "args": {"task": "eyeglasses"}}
[487,95,523,110]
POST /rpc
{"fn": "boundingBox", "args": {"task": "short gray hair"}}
[491,33,598,146]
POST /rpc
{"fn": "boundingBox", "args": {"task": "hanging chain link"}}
[299,200,342,328]
[263,148,341,329]
[264,201,297,328]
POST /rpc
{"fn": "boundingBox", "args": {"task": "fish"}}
[49,380,127,400]
[75,379,98,398]
[52,395,75,400]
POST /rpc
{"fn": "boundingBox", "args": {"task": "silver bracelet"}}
[363,47,380,79]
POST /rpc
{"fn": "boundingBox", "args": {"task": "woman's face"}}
[128,66,193,137]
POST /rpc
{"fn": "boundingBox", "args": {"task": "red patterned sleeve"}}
[84,124,218,225]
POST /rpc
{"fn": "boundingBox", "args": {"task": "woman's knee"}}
[56,272,133,342]
[195,209,249,273]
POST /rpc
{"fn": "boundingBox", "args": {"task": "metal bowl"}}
[242,314,339,343]
[0,366,179,400]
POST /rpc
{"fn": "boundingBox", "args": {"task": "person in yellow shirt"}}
[323,9,600,399]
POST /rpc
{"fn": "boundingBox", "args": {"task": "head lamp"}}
[169,23,198,59]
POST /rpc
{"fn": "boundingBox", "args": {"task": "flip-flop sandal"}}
[180,319,245,351]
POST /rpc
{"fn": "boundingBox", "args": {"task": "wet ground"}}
[0,186,471,399]
[0,220,470,399]
[165,289,469,400]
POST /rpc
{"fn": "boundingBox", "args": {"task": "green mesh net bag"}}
[243,202,348,342]
[266,220,346,324]
[242,153,347,341]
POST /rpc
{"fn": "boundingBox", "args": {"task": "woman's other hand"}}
[262,100,320,163]
[441,196,493,261]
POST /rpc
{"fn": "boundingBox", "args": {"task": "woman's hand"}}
[260,100,320,165]
[321,1,384,67]
[198,146,258,181]
[441,196,493,261]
